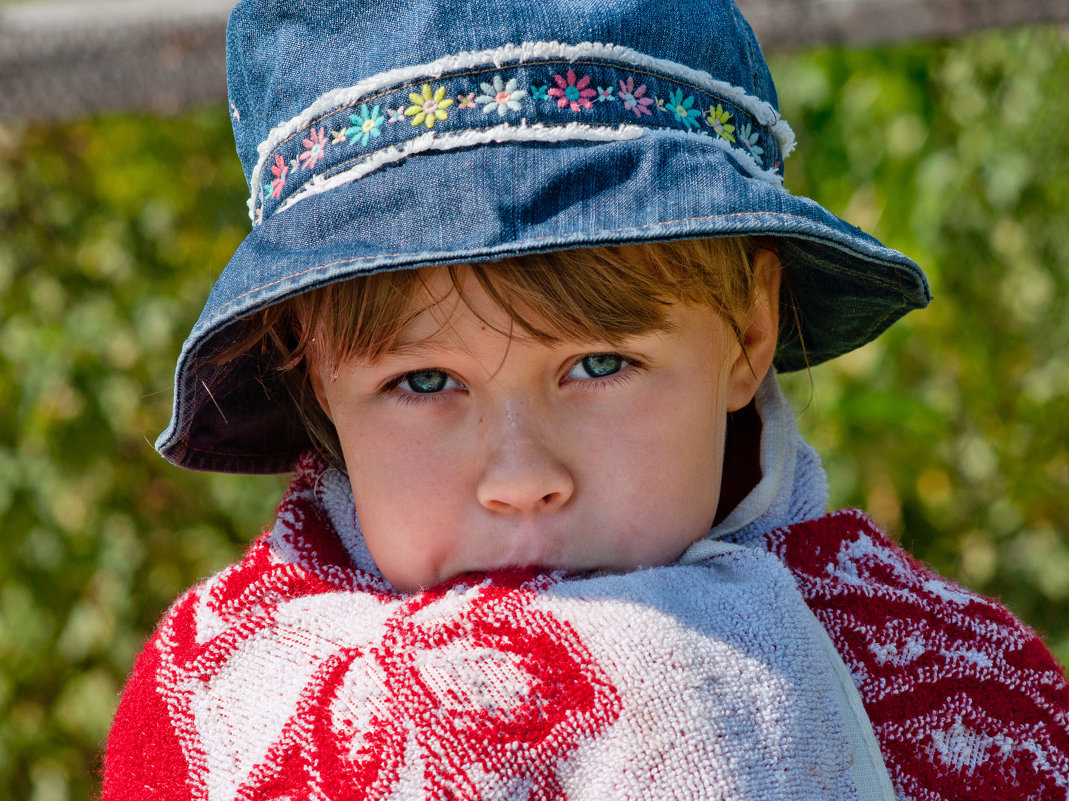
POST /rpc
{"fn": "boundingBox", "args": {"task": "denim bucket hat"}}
[156,0,931,474]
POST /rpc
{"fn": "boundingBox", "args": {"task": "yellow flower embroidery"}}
[405,83,453,129]
[705,103,736,143]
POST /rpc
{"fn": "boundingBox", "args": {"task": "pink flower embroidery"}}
[270,155,288,199]
[298,127,329,170]
[618,77,654,118]
[548,69,596,111]
[457,92,477,109]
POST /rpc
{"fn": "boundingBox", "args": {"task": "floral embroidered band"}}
[249,58,789,225]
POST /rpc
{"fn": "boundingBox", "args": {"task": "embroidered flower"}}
[655,96,668,113]
[346,104,385,146]
[706,103,736,142]
[406,84,453,129]
[548,69,596,112]
[596,86,615,102]
[618,77,654,118]
[330,128,348,144]
[530,84,549,101]
[475,75,526,117]
[737,122,764,157]
[457,92,477,109]
[386,106,406,123]
[667,89,701,129]
[298,127,329,169]
[269,155,288,199]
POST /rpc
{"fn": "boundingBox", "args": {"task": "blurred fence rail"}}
[2,0,1069,120]
[0,0,229,119]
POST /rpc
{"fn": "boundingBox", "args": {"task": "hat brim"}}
[158,131,929,473]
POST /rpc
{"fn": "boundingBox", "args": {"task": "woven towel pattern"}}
[104,452,1069,800]
[105,452,868,800]
[767,510,1069,800]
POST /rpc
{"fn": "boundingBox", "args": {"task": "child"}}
[103,0,1069,798]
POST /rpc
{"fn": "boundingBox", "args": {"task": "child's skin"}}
[310,248,782,593]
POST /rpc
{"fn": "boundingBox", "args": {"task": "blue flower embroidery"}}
[475,75,527,116]
[346,104,385,146]
[737,122,764,157]
[530,84,549,101]
[596,86,615,102]
[667,89,701,130]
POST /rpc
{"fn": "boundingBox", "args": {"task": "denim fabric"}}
[157,0,931,474]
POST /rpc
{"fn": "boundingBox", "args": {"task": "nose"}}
[476,404,575,515]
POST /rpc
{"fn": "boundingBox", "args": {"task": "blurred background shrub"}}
[0,25,1066,801]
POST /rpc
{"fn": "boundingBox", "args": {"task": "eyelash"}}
[381,372,461,407]
[564,353,645,390]
[381,352,644,406]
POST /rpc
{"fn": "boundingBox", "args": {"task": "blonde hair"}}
[227,236,769,468]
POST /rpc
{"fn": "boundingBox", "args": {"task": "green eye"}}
[583,354,624,377]
[400,370,453,393]
[568,354,626,380]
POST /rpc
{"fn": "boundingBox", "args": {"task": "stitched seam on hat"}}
[172,441,301,459]
[249,41,795,201]
[202,211,916,322]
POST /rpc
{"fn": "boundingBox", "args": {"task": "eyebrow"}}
[380,321,557,357]
[379,337,461,357]
[373,316,670,361]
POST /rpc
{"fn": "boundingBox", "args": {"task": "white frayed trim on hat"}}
[273,120,645,217]
[272,121,783,219]
[249,40,796,215]
[696,130,787,187]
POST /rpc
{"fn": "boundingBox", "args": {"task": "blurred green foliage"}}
[774,28,1069,659]
[1,25,1067,801]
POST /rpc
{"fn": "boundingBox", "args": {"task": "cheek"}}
[579,387,727,525]
[338,411,465,499]
[337,420,476,588]
[633,415,725,516]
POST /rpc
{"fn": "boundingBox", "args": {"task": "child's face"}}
[311,266,770,593]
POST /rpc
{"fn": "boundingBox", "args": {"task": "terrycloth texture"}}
[104,460,1069,800]
[104,370,1069,798]
[103,451,876,800]
[766,511,1069,800]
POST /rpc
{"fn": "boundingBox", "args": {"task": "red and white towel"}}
[104,376,1069,799]
[106,452,894,799]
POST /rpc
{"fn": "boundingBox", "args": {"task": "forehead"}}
[384,267,734,370]
[393,266,571,351]
[402,259,694,347]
